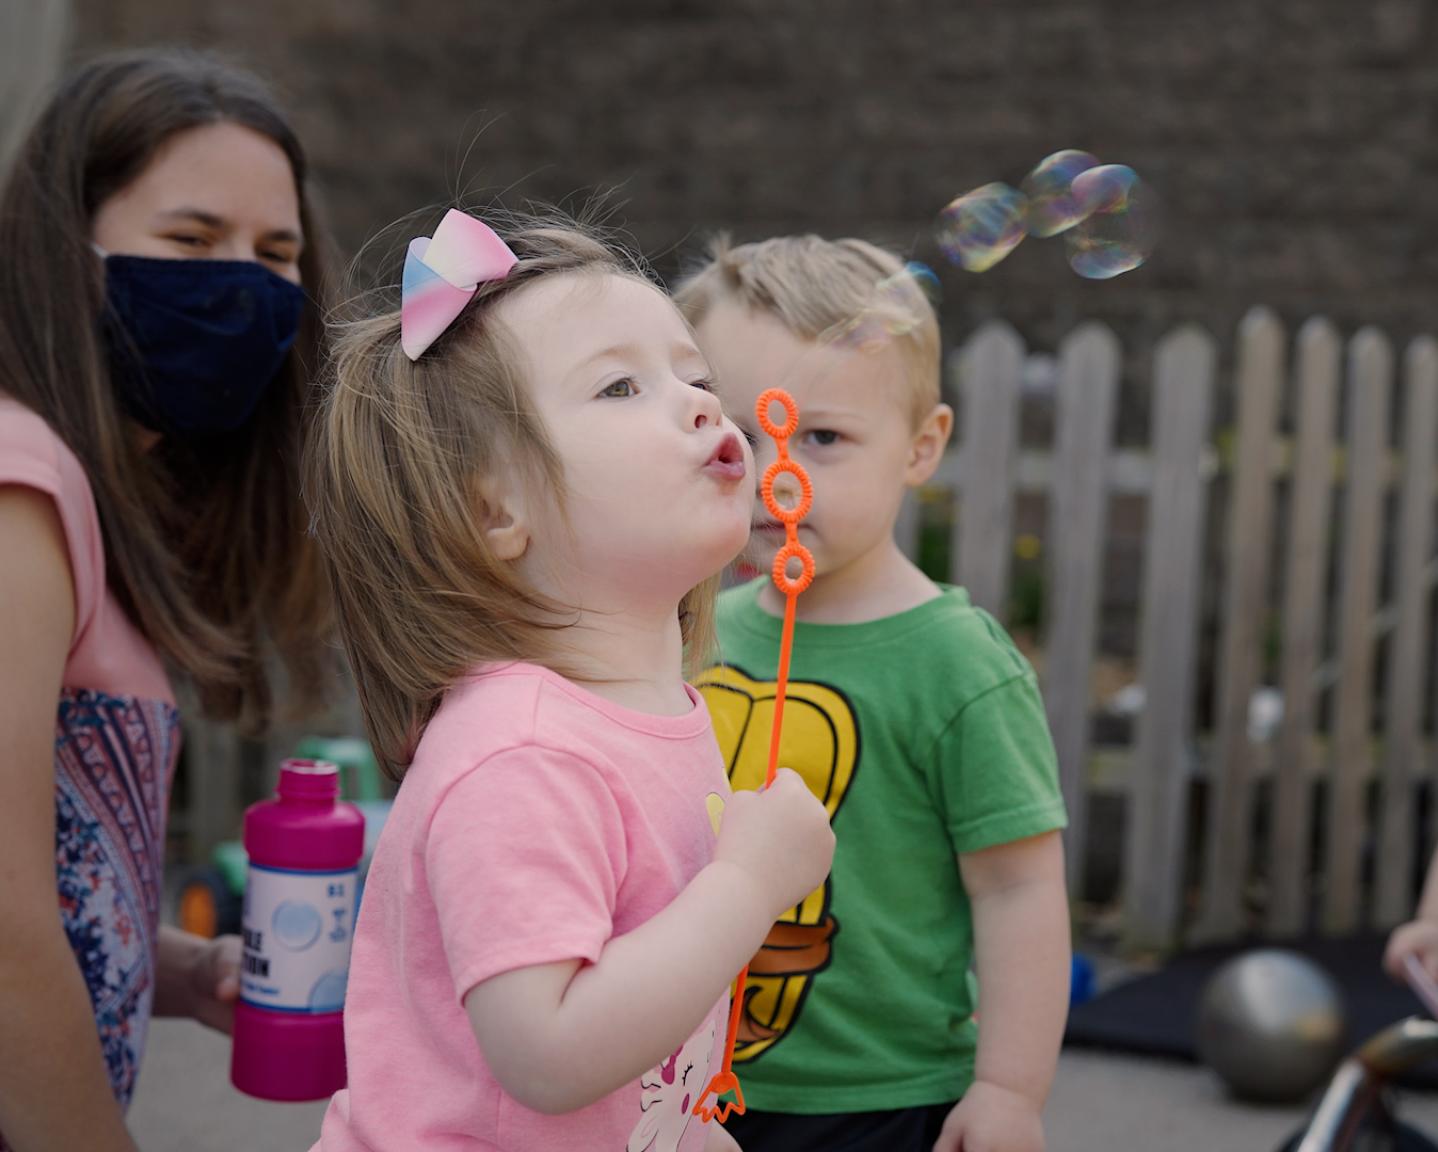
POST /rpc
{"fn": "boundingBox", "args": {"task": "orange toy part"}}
[695,387,815,1124]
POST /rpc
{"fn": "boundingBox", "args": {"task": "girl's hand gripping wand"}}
[695,388,815,1124]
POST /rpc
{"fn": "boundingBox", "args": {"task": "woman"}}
[0,48,334,1151]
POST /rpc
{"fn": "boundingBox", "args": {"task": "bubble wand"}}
[694,388,815,1124]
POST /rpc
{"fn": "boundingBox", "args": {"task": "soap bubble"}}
[934,152,1155,280]
[1020,150,1101,238]
[935,183,1028,272]
[902,260,943,306]
[1064,164,1153,279]
[826,261,943,354]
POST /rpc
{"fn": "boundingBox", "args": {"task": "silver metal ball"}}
[1195,949,1348,1103]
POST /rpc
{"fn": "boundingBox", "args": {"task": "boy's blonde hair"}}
[307,209,718,780]
[673,234,942,426]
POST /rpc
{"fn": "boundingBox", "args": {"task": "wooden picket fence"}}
[175,305,1438,955]
[910,310,1438,951]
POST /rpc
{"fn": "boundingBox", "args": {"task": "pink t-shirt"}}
[0,397,171,701]
[316,662,732,1152]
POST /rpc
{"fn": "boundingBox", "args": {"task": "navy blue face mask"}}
[100,253,306,436]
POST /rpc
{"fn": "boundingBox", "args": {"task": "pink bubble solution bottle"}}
[231,759,365,1100]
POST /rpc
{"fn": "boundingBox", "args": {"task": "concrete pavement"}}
[127,1017,1438,1151]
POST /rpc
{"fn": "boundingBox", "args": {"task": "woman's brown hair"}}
[309,209,718,779]
[0,47,334,731]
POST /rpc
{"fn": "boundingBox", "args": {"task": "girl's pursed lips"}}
[702,432,747,481]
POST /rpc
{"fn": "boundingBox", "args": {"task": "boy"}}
[676,236,1070,1152]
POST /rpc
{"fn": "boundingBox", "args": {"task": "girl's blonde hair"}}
[308,209,718,780]
[674,234,942,427]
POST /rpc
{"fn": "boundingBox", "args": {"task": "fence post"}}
[1044,322,1119,896]
[1124,324,1216,951]
[1375,337,1438,927]
[1194,308,1285,940]
[1325,328,1393,935]
[1269,319,1341,937]
[955,323,1024,621]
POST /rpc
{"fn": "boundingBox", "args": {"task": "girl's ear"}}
[904,402,954,487]
[474,475,530,561]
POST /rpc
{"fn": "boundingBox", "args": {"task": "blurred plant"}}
[1010,532,1045,632]
[915,485,953,582]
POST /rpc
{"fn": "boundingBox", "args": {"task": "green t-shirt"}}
[699,580,1067,1113]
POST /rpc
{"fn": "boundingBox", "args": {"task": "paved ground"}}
[128,1017,1438,1151]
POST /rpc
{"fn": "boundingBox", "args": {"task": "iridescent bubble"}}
[1064,164,1154,280]
[903,261,942,306]
[1020,149,1101,238]
[835,316,893,355]
[1070,163,1142,216]
[868,262,941,332]
[936,183,1029,272]
[826,261,943,354]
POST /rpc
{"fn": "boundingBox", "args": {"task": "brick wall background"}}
[62,0,1438,678]
[71,0,1438,384]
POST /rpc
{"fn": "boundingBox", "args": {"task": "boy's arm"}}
[935,830,1068,1152]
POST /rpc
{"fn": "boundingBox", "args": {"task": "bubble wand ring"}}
[696,388,814,1124]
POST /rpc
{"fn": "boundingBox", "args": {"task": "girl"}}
[306,207,835,1152]
[0,50,333,1152]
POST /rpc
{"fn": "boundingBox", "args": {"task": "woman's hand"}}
[155,926,242,1034]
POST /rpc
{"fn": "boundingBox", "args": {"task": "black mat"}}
[1064,933,1438,1090]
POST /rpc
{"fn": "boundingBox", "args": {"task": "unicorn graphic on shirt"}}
[626,1015,716,1152]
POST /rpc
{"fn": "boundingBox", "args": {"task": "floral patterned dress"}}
[53,690,181,1105]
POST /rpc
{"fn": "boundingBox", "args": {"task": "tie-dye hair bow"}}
[401,209,519,361]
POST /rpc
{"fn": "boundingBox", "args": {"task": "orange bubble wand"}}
[695,388,815,1124]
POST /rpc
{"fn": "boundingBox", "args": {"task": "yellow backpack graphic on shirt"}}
[695,664,859,1064]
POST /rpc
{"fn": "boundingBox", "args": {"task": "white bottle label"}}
[240,864,358,1013]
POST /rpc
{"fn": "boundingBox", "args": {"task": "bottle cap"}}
[277,759,340,802]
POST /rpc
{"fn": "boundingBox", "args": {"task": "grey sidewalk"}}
[128,1017,1438,1152]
